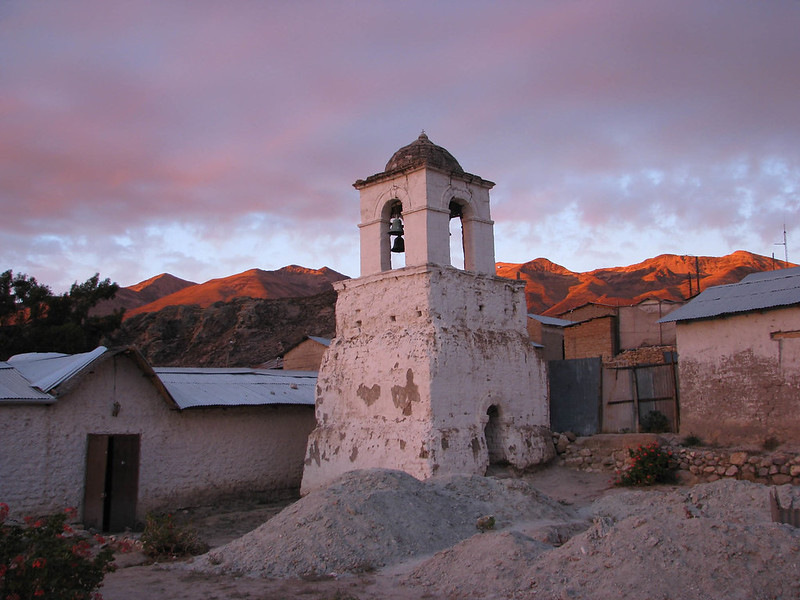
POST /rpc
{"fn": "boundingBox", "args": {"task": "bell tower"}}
[355,132,497,276]
[301,134,553,494]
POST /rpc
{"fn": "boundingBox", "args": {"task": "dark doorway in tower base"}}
[484,405,508,467]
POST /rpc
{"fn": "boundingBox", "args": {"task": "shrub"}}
[681,433,703,447]
[0,504,116,600]
[140,513,208,559]
[639,410,670,433]
[615,443,678,487]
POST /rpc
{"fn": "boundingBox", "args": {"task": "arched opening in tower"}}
[388,200,405,270]
[484,404,507,467]
[449,200,465,270]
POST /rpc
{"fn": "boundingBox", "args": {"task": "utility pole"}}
[695,256,701,294]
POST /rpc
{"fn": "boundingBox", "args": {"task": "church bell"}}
[388,217,404,236]
[388,216,404,253]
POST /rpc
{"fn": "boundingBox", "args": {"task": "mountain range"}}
[103,251,794,367]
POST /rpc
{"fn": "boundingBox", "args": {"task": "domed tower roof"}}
[384,132,464,175]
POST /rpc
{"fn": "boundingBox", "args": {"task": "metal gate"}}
[548,358,602,436]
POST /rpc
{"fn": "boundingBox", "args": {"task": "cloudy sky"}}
[2,1,798,292]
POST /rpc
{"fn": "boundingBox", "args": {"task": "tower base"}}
[300,265,553,494]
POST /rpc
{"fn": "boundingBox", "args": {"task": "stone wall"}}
[553,432,800,486]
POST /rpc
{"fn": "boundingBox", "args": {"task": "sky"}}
[1,1,799,293]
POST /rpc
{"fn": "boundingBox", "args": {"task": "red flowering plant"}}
[614,442,678,487]
[0,503,116,600]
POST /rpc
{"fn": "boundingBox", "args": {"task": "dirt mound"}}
[107,468,800,599]
[409,479,800,600]
[187,468,573,579]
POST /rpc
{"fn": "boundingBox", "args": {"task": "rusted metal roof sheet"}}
[527,314,575,327]
[0,364,55,403]
[6,346,107,392]
[152,367,317,409]
[658,267,800,323]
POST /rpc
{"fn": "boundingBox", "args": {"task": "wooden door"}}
[106,435,140,532]
[83,434,140,532]
[83,434,109,530]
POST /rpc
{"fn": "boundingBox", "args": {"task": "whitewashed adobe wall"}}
[301,264,552,494]
[0,353,314,521]
[676,306,800,446]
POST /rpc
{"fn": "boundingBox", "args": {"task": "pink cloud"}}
[1,0,798,289]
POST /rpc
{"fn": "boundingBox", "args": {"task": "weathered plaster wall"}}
[618,301,680,350]
[0,353,315,521]
[677,307,800,445]
[527,320,566,362]
[301,265,552,494]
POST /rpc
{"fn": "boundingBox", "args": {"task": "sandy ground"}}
[100,465,612,600]
[99,464,800,600]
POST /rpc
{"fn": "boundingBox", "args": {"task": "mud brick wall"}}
[563,316,617,360]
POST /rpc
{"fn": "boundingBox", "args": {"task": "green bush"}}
[681,433,703,447]
[615,443,678,487]
[0,504,116,600]
[140,513,208,559]
[639,410,670,433]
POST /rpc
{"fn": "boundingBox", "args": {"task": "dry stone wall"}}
[553,432,800,486]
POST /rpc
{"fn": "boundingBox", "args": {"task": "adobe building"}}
[301,134,553,493]
[1,347,316,530]
[659,267,800,446]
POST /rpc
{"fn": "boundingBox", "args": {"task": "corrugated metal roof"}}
[0,348,317,410]
[152,368,317,409]
[527,313,575,327]
[0,364,55,403]
[7,346,107,392]
[307,336,331,346]
[658,267,800,323]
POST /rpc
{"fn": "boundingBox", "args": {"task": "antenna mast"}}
[774,224,788,265]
